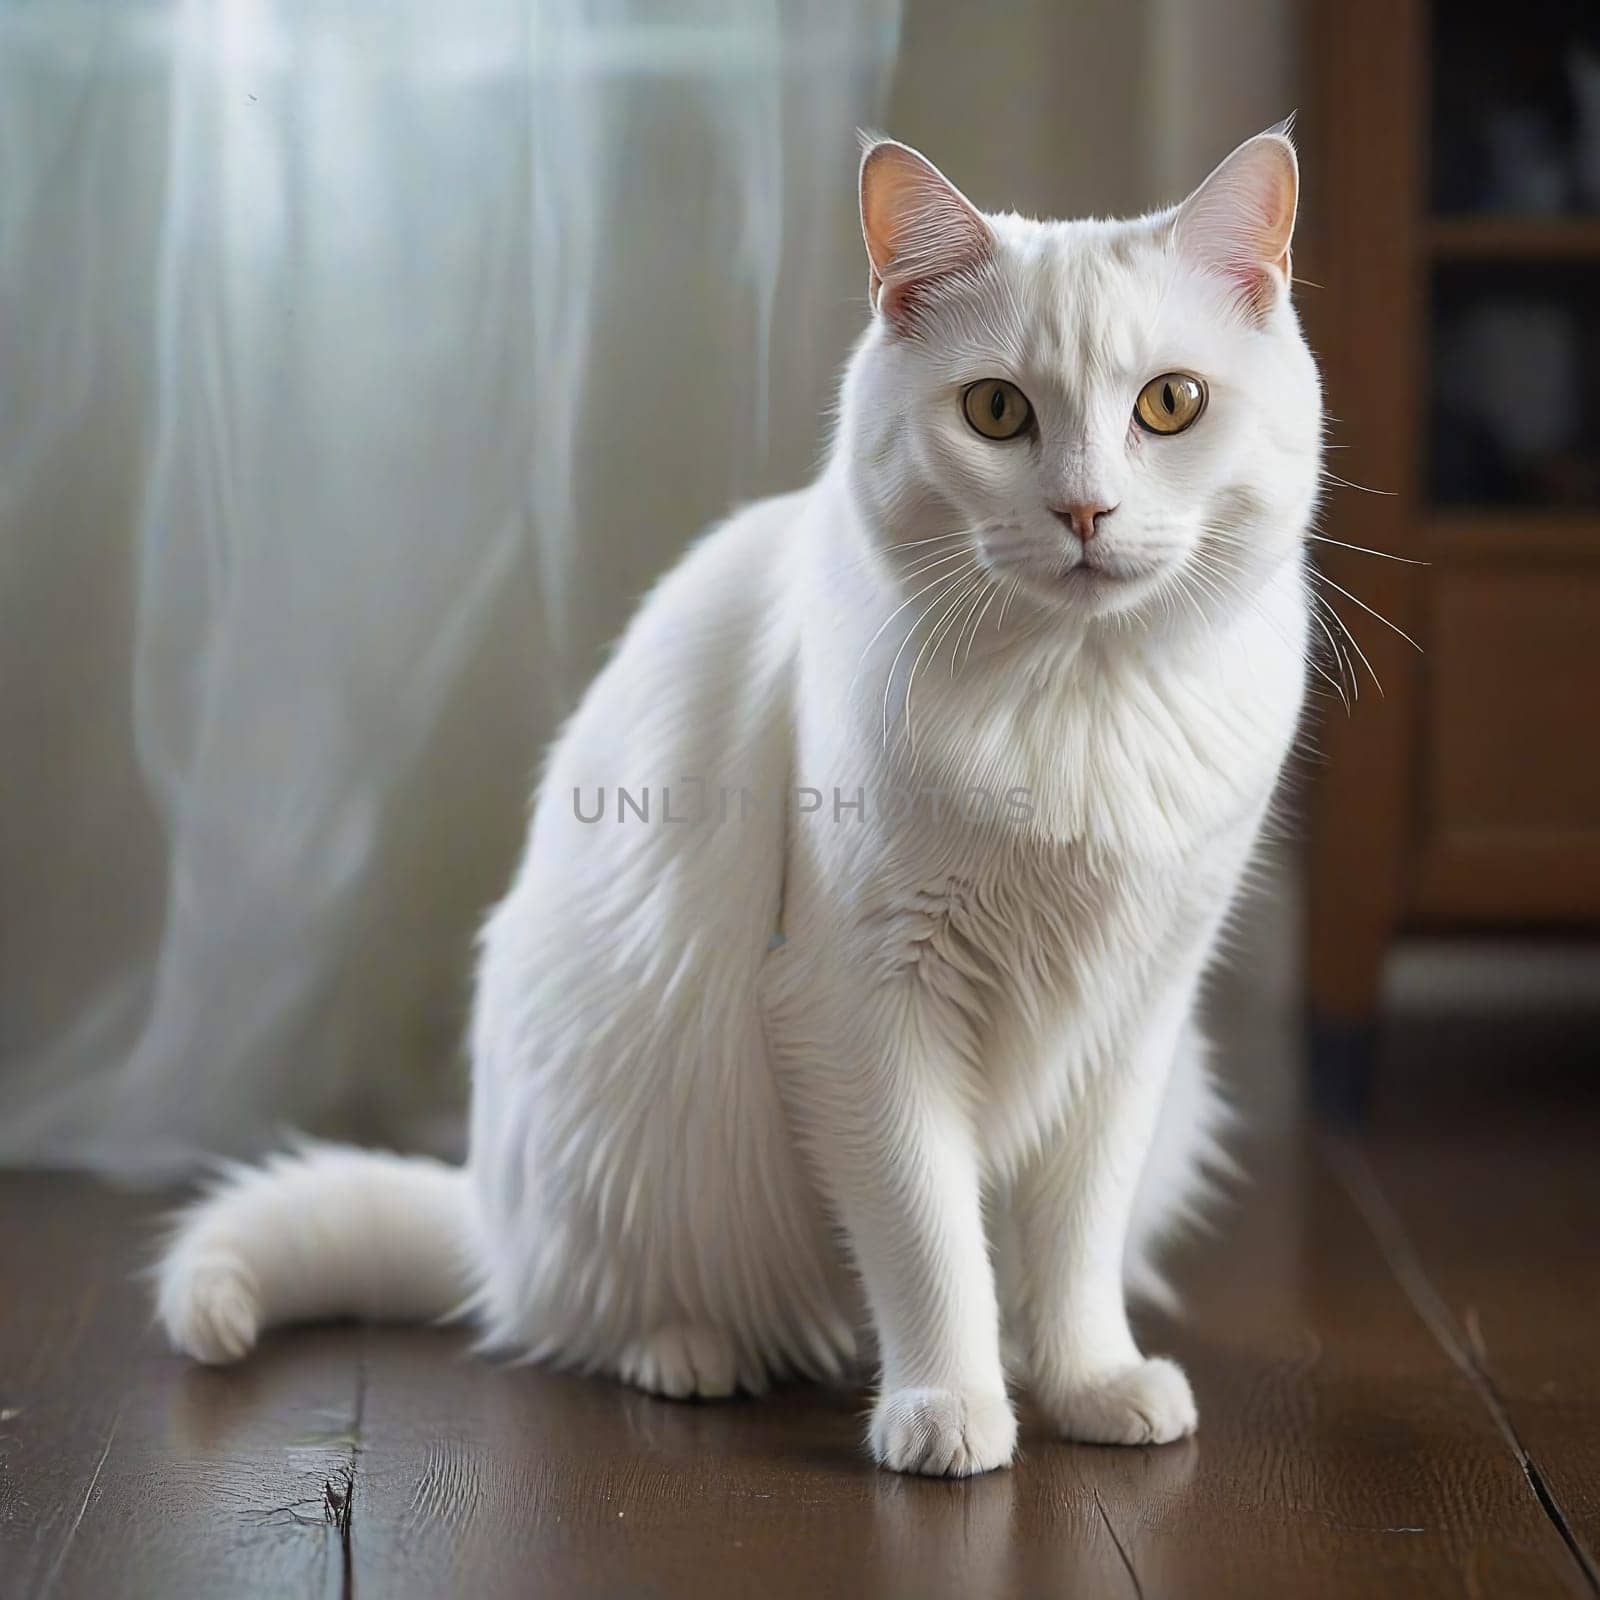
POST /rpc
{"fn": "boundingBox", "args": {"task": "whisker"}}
[889,546,983,585]
[903,571,985,756]
[885,531,979,553]
[1314,590,1384,698]
[1184,556,1288,653]
[958,577,1003,670]
[997,573,1023,632]
[947,575,994,679]
[1156,562,1207,631]
[830,533,973,584]
[1319,468,1396,497]
[1196,515,1422,570]
[1305,531,1426,566]
[1178,560,1233,620]
[880,561,979,749]
[848,554,974,705]
[1306,603,1354,711]
[1185,546,1353,708]
[1321,600,1359,702]
[1310,569,1422,652]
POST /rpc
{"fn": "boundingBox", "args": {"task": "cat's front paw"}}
[1047,1356,1197,1446]
[869,1386,1017,1477]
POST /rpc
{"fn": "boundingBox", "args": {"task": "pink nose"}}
[1049,502,1116,542]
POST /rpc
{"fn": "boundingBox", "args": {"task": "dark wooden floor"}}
[3,1017,1598,1599]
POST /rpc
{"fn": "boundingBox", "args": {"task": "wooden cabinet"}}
[1304,0,1600,1115]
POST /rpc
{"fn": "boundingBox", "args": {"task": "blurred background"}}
[1,0,1595,1178]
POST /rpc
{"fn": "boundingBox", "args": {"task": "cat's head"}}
[842,128,1322,626]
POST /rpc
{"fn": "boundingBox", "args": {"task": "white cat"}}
[157,126,1319,1477]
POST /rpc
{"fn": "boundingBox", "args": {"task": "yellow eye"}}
[962,379,1034,441]
[1134,372,1206,435]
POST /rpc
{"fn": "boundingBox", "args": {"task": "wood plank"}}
[1359,1021,1600,1587]
[3,1116,1590,1598]
[347,1130,1585,1598]
[1113,1132,1585,1597]
[351,1333,1137,1598]
[0,1176,363,1599]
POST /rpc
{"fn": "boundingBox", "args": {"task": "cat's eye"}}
[1134,372,1207,435]
[962,379,1034,441]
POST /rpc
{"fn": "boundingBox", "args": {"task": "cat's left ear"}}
[860,138,994,333]
[1173,124,1298,323]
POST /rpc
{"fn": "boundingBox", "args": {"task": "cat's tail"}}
[154,1143,477,1364]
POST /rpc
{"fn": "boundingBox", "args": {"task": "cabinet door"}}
[1416,569,1600,921]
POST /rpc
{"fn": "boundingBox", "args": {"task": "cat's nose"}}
[1048,502,1117,543]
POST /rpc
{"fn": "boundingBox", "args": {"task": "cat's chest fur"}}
[785,579,1304,1164]
[855,825,1247,1160]
[917,590,1304,863]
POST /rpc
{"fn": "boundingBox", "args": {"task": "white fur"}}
[157,131,1320,1477]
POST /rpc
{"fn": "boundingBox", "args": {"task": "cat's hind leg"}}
[616,1324,748,1400]
[1124,1014,1233,1311]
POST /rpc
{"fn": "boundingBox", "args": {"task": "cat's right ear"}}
[859,138,993,333]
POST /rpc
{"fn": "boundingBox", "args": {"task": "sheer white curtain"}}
[0,0,898,1175]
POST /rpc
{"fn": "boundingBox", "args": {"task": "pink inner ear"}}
[1174,133,1298,322]
[1221,255,1289,322]
[860,141,992,331]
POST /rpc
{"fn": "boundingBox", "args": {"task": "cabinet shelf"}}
[1428,216,1600,261]
[1426,511,1600,562]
